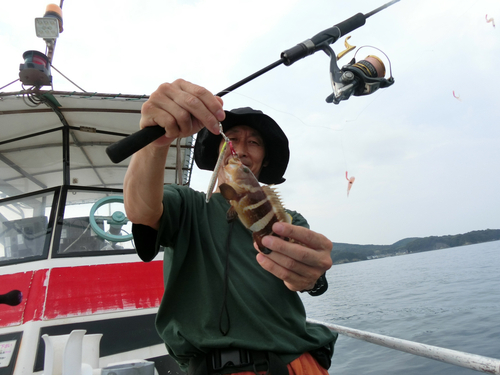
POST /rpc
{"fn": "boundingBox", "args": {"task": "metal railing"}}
[307,319,500,374]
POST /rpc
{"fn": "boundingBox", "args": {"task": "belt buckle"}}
[212,349,251,372]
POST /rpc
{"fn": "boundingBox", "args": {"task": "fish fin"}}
[262,185,290,223]
[253,232,272,254]
[219,183,238,200]
[226,206,238,222]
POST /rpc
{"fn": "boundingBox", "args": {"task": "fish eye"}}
[242,167,250,173]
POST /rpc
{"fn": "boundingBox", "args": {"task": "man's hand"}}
[125,79,224,229]
[140,79,225,147]
[255,222,333,292]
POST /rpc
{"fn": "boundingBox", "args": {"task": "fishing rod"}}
[106,0,400,164]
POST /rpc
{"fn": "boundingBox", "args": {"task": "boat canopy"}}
[0,90,194,199]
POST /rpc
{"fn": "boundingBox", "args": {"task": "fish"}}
[219,155,291,254]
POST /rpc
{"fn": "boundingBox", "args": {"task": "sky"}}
[1,0,499,245]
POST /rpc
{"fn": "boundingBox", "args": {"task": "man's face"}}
[217,125,267,183]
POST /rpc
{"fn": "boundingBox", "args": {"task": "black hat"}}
[194,107,289,184]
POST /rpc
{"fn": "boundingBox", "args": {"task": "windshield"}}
[0,187,135,266]
[0,190,54,263]
[55,188,134,255]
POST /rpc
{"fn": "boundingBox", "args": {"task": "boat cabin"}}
[0,90,192,374]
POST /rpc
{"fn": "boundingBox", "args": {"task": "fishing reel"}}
[322,38,395,104]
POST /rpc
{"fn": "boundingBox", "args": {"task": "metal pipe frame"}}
[307,319,500,374]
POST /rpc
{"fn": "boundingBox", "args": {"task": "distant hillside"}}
[331,229,500,264]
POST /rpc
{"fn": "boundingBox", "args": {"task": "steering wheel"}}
[89,196,133,242]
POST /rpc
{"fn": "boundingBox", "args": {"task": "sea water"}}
[301,240,500,375]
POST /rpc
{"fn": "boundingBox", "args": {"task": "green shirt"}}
[151,185,336,371]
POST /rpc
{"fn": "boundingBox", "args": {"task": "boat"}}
[0,85,196,374]
[2,3,500,375]
[0,5,192,373]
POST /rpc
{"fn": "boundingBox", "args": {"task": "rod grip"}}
[310,12,366,45]
[335,12,366,37]
[106,125,166,164]
[281,13,366,66]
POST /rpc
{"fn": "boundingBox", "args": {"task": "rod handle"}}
[106,125,166,164]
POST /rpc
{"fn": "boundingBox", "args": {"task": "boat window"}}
[55,189,134,256]
[0,191,54,264]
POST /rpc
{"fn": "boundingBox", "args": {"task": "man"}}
[124,79,337,375]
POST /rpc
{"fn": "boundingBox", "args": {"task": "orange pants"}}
[230,353,329,375]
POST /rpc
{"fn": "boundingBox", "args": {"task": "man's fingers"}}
[175,79,225,133]
[256,253,313,292]
[261,236,320,268]
[258,236,330,276]
[257,223,333,292]
[140,80,225,138]
[272,222,332,252]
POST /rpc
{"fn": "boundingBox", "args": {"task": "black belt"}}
[188,348,289,375]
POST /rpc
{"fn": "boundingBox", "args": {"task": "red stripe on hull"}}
[0,261,164,326]
[23,269,49,323]
[0,270,48,327]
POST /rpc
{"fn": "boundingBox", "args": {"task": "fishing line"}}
[221,90,358,189]
[377,0,481,94]
[217,0,485,197]
[106,0,403,164]
[224,90,356,196]
[220,90,345,132]
[344,93,383,123]
[342,45,393,122]
[340,132,348,171]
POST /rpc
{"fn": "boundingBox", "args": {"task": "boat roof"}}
[0,90,194,199]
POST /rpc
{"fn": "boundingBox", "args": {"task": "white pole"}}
[307,318,500,374]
